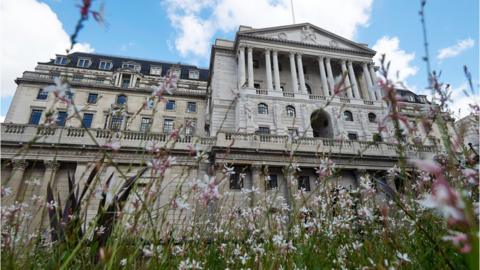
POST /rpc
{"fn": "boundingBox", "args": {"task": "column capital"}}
[44,160,60,171]
[289,51,297,56]
[251,164,263,171]
[340,59,347,64]
[317,55,325,60]
[247,46,253,52]
[264,48,271,53]
[12,159,28,170]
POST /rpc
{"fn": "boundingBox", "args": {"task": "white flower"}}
[396,251,411,262]
[103,140,121,151]
[223,163,235,176]
[120,258,127,267]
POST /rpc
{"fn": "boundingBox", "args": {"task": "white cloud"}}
[1,0,94,98]
[372,36,418,83]
[163,0,373,58]
[437,38,474,60]
[448,82,479,119]
[70,43,95,53]
[0,115,4,123]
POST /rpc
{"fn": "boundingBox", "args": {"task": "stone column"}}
[318,56,330,96]
[265,49,273,90]
[348,61,361,99]
[325,57,335,93]
[369,64,381,100]
[251,164,263,207]
[340,60,353,98]
[362,62,375,100]
[296,53,307,94]
[34,160,60,228]
[238,46,246,88]
[272,51,281,91]
[289,52,299,93]
[247,47,254,88]
[8,159,28,203]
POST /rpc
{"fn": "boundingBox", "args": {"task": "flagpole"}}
[290,0,296,24]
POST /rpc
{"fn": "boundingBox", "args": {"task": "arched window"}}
[368,113,377,123]
[286,105,296,117]
[305,84,312,94]
[258,103,268,114]
[343,110,353,121]
[116,94,127,105]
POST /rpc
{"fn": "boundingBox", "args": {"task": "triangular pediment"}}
[239,23,374,54]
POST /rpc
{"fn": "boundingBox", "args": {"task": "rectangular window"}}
[287,128,298,138]
[29,109,43,125]
[77,58,91,68]
[266,174,278,190]
[229,172,243,190]
[121,74,131,88]
[347,132,358,141]
[73,74,83,82]
[185,119,196,135]
[188,70,199,79]
[187,102,197,113]
[254,83,261,89]
[56,111,67,126]
[256,126,270,135]
[110,116,123,131]
[150,66,162,75]
[87,93,98,104]
[99,60,112,70]
[54,56,68,65]
[373,133,383,142]
[298,176,311,191]
[165,100,176,111]
[122,63,141,72]
[36,88,48,100]
[140,117,152,133]
[163,119,174,134]
[82,113,94,128]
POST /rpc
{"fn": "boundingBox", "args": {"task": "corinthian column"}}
[347,61,361,99]
[340,60,353,98]
[296,53,307,94]
[251,164,263,207]
[318,56,329,96]
[247,47,254,88]
[265,49,273,90]
[289,52,299,93]
[362,62,375,100]
[8,159,29,203]
[272,50,281,91]
[325,57,335,93]
[238,46,246,88]
[34,160,60,227]
[369,64,381,100]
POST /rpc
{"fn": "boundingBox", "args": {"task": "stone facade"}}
[1,23,450,228]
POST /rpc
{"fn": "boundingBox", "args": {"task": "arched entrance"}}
[311,109,333,138]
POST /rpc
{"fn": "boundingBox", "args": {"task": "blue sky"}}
[1,0,478,120]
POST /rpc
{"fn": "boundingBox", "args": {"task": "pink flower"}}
[103,140,121,151]
[463,168,479,185]
[43,77,75,106]
[442,231,472,253]
[196,175,221,205]
[411,159,445,182]
[418,179,466,223]
[147,156,176,176]
[316,158,335,179]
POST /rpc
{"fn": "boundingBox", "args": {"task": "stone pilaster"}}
[238,46,246,88]
[251,164,263,207]
[247,47,254,88]
[289,52,299,93]
[8,159,29,203]
[265,49,273,90]
[318,56,330,96]
[296,53,307,94]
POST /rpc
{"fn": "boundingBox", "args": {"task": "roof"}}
[396,88,429,104]
[40,52,210,81]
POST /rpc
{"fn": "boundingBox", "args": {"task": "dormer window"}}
[77,58,91,68]
[54,56,68,65]
[188,70,199,80]
[122,62,141,72]
[170,68,181,78]
[150,66,162,75]
[99,60,113,70]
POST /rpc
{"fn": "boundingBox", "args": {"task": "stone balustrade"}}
[1,124,437,159]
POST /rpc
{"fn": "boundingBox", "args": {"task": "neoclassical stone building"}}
[2,23,443,222]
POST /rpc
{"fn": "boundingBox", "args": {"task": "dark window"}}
[54,56,67,65]
[344,111,353,121]
[347,132,358,141]
[77,58,90,68]
[121,74,131,88]
[82,113,94,128]
[87,93,98,104]
[373,133,382,142]
[56,111,67,126]
[73,74,83,82]
[229,172,243,190]
[29,109,43,125]
[305,84,312,94]
[163,119,174,134]
[185,119,196,135]
[258,103,268,114]
[253,59,259,68]
[267,175,278,190]
[298,176,311,191]
[140,117,152,132]
[110,116,123,131]
[99,61,112,70]
[254,83,261,89]
[286,105,296,117]
[187,102,197,113]
[116,95,127,105]
[256,126,270,135]
[368,113,376,123]
[166,100,176,111]
[36,89,48,100]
